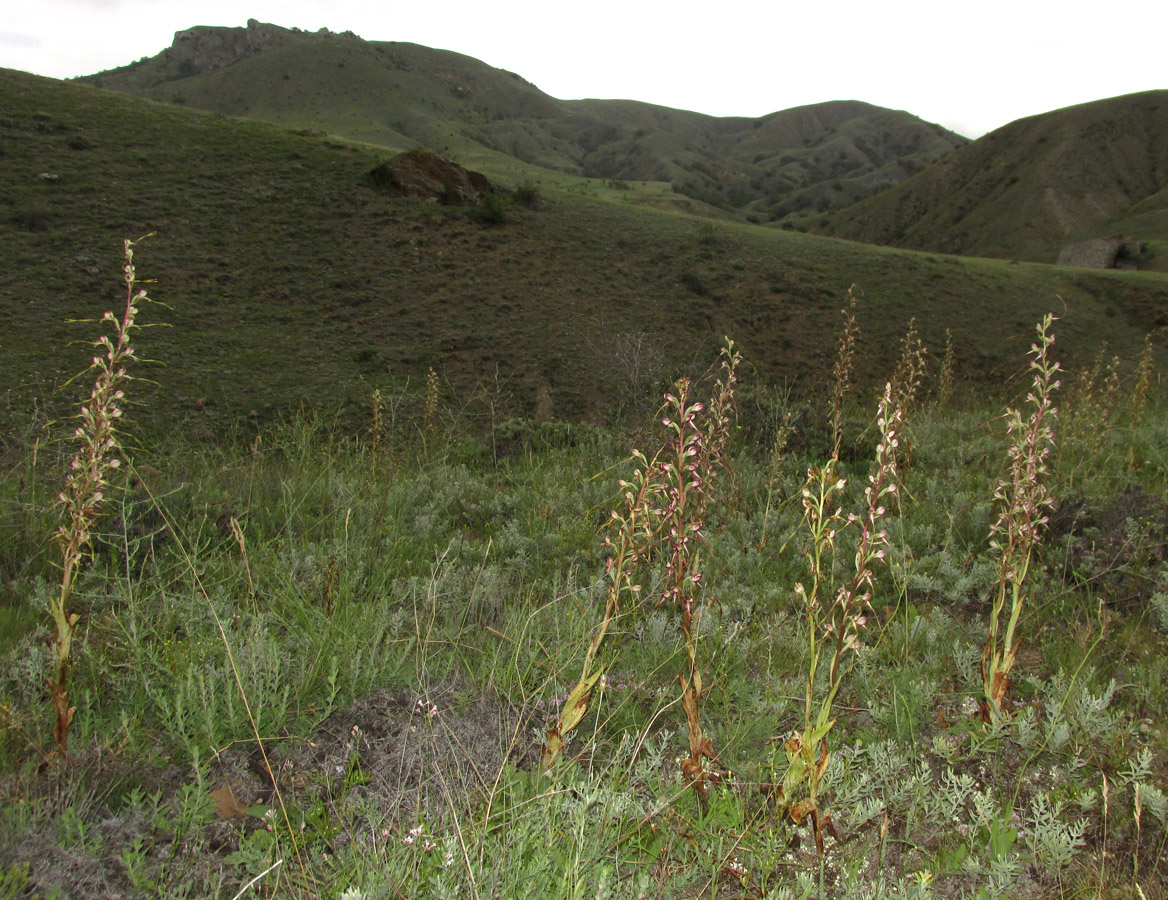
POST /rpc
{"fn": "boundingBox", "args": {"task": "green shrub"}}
[678,270,708,296]
[471,191,509,225]
[512,182,540,209]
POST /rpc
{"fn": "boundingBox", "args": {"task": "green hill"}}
[76,20,964,223]
[816,91,1168,268]
[3,68,1166,437]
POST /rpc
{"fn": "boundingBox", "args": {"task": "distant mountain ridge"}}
[78,19,965,222]
[815,91,1168,268]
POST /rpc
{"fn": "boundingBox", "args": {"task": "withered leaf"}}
[211,782,248,819]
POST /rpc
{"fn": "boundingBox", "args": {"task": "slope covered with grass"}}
[4,64,1168,900]
[2,68,1167,440]
[76,20,964,222]
[818,91,1168,267]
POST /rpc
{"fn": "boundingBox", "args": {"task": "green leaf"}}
[809,713,835,745]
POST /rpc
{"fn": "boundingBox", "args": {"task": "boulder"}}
[1056,235,1142,269]
[368,147,493,206]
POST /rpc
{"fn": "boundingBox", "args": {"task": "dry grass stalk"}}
[1128,333,1156,427]
[50,237,151,755]
[370,388,385,475]
[981,314,1061,726]
[937,327,956,408]
[423,367,440,434]
[229,515,258,616]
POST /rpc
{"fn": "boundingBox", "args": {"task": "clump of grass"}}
[512,182,540,209]
[981,313,1061,725]
[12,202,53,232]
[470,191,510,225]
[49,237,153,755]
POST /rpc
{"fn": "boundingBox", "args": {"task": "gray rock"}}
[1056,235,1142,269]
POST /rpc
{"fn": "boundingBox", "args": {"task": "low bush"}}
[470,191,510,225]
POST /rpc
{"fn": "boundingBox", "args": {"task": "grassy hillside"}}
[3,68,1167,439]
[76,20,964,223]
[817,91,1168,267]
[4,66,1168,900]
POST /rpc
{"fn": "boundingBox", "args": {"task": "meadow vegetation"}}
[1,240,1166,899]
[3,56,1168,900]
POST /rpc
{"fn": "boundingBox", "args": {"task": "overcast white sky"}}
[2,0,1166,139]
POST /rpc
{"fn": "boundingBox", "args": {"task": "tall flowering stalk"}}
[422,368,440,434]
[981,315,1061,726]
[829,386,901,692]
[888,318,927,473]
[50,237,150,755]
[890,318,928,415]
[1063,346,1118,468]
[781,383,902,853]
[654,380,712,797]
[540,340,742,807]
[829,286,861,459]
[660,341,740,807]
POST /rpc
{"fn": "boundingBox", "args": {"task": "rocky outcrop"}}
[1056,235,1143,269]
[165,20,290,73]
[164,20,360,74]
[368,147,494,205]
